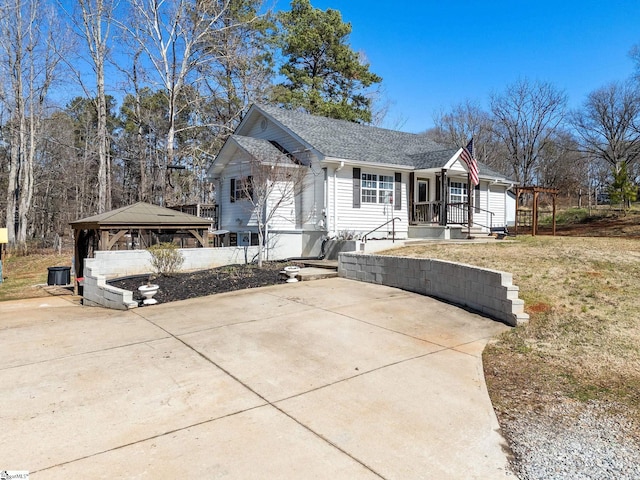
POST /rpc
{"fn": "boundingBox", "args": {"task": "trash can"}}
[47,266,71,286]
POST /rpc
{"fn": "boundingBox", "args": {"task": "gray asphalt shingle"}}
[253,104,514,182]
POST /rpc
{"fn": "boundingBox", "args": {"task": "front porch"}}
[410,201,493,239]
[408,223,471,240]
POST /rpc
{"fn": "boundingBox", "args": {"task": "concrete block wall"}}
[92,247,262,279]
[82,258,139,310]
[338,253,529,326]
[91,240,300,279]
[83,242,296,309]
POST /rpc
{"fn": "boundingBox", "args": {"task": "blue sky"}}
[275,0,640,133]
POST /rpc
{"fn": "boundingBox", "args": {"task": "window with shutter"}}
[353,167,361,208]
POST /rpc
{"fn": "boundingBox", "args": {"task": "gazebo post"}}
[73,228,80,295]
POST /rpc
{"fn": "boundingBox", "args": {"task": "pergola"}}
[514,186,560,236]
[70,202,212,280]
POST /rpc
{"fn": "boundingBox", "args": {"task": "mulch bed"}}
[108,262,301,305]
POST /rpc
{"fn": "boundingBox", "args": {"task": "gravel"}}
[503,399,640,479]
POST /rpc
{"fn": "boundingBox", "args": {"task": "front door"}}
[417,179,429,203]
[414,178,436,223]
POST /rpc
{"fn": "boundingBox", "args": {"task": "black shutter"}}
[230,178,236,203]
[353,167,361,208]
[394,172,402,210]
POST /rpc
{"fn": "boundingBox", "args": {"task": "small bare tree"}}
[236,147,310,268]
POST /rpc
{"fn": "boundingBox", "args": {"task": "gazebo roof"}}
[70,202,212,230]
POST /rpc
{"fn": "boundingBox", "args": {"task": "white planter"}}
[138,284,160,305]
[283,266,300,283]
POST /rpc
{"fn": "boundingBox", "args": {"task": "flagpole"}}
[460,138,478,239]
[467,172,472,239]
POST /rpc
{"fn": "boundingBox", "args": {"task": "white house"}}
[207,104,516,258]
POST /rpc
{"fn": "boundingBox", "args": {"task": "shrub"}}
[147,242,184,276]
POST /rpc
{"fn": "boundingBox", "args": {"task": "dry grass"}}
[382,235,640,421]
[0,251,71,302]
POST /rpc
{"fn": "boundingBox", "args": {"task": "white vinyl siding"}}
[265,179,297,230]
[334,167,408,238]
[219,161,258,230]
[489,184,507,227]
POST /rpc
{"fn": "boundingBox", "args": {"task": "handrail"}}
[363,217,402,243]
[447,203,495,230]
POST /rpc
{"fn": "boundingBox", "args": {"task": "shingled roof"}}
[231,135,293,164]
[70,202,212,229]
[209,104,513,183]
[257,103,446,167]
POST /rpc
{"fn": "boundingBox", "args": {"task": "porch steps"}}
[297,267,339,281]
[287,260,339,282]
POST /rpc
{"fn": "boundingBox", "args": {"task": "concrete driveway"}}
[0,278,513,479]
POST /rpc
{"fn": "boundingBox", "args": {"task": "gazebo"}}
[70,202,212,281]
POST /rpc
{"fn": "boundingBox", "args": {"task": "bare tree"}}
[570,81,640,173]
[490,78,567,185]
[236,150,309,268]
[77,0,118,213]
[429,99,506,172]
[120,0,263,205]
[534,130,586,196]
[198,0,274,138]
[0,0,62,250]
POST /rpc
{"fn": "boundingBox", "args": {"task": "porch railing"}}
[412,202,441,224]
[169,203,219,229]
[447,203,468,225]
[412,202,495,230]
[447,203,495,230]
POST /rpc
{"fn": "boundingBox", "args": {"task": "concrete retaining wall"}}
[338,253,529,326]
[92,247,263,279]
[83,244,291,309]
[82,258,138,310]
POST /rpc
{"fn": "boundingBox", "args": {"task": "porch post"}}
[440,169,447,226]
[409,172,415,224]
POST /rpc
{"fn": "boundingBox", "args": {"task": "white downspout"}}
[333,162,344,236]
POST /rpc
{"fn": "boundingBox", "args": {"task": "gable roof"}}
[231,135,293,164]
[70,202,212,229]
[256,103,445,168]
[409,148,459,170]
[214,104,515,183]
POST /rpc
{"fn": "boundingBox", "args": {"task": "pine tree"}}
[273,0,381,123]
[608,163,638,212]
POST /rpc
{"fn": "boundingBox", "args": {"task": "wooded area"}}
[1,0,639,252]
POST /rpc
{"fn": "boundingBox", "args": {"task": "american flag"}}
[460,139,479,186]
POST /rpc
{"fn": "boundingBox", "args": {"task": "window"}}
[449,181,468,204]
[230,176,253,202]
[361,173,394,204]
